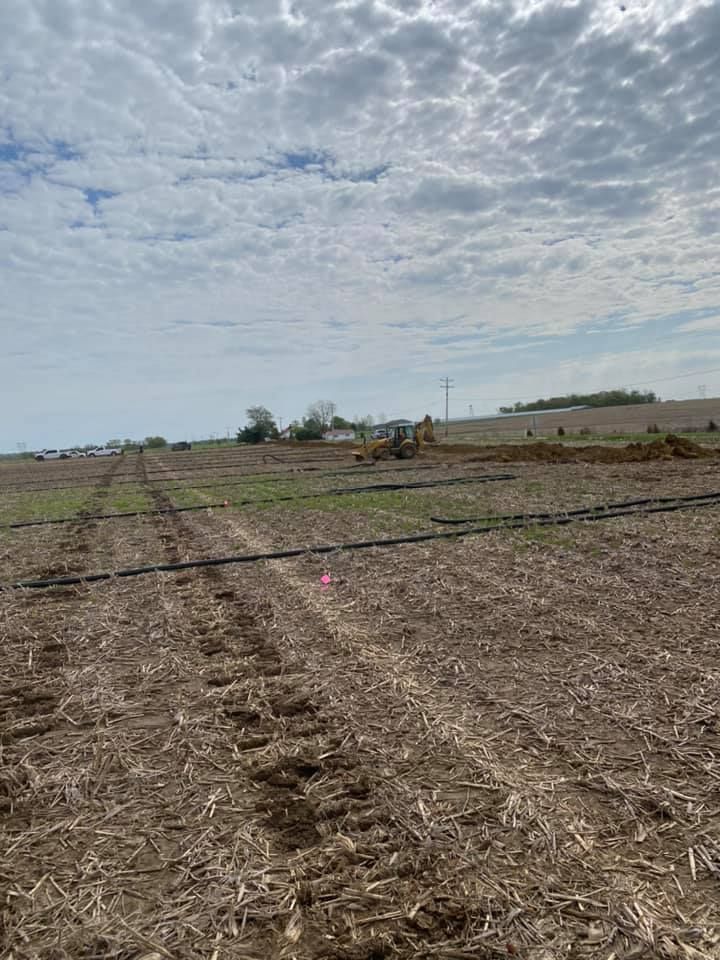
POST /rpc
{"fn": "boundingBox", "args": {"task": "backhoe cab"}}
[387,422,418,459]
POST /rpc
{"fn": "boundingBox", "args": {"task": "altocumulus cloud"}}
[1,0,719,447]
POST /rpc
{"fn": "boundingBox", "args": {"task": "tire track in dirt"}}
[148,462,720,948]
[1,455,125,585]
[182,505,719,958]
[225,494,720,830]
[0,463,134,950]
[30,455,124,582]
[138,458,466,960]
[4,461,715,957]
[0,457,126,763]
[80,454,676,956]
[24,456,416,958]
[124,463,544,956]
[2,472,286,956]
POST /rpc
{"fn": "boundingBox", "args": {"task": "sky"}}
[1,0,720,450]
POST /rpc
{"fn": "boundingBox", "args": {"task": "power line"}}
[455,366,720,404]
[617,366,720,389]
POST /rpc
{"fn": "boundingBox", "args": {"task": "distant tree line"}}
[499,389,658,414]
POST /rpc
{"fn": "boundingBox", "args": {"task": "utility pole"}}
[278,415,284,432]
[440,377,454,438]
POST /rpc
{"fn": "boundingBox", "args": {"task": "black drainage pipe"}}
[6,474,516,529]
[5,494,719,592]
[1,462,445,496]
[3,502,229,530]
[431,490,720,524]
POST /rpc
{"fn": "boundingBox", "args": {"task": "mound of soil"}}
[640,434,710,460]
[451,434,716,465]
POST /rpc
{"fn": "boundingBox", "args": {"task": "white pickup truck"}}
[87,447,122,457]
[35,449,64,461]
[35,449,86,461]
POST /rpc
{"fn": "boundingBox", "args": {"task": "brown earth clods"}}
[443,432,719,464]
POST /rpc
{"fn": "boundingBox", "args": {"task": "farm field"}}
[1,441,720,959]
[445,397,720,442]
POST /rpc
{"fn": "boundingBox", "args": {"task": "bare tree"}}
[306,400,336,432]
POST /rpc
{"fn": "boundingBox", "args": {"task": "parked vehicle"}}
[36,449,83,461]
[371,428,389,439]
[171,441,192,451]
[87,447,122,457]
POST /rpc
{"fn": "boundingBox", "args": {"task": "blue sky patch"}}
[280,149,333,172]
[0,140,25,162]
[83,188,118,210]
[49,139,80,161]
[346,163,389,183]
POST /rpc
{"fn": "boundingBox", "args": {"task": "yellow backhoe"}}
[352,415,436,462]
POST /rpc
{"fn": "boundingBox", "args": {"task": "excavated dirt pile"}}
[452,434,717,465]
[640,433,712,459]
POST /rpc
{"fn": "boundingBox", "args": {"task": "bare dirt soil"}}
[1,447,719,959]
[429,434,720,464]
[445,397,720,438]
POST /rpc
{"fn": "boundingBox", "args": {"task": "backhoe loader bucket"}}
[352,438,391,461]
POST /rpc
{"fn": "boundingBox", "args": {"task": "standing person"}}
[139,444,144,454]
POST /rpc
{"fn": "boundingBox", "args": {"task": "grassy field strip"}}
[0,484,158,528]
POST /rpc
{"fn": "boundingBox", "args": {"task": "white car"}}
[87,447,122,457]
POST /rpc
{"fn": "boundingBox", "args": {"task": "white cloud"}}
[1,0,720,447]
[674,314,720,334]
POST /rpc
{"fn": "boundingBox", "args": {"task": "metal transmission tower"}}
[439,377,455,438]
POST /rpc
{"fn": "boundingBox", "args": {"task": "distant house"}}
[322,429,355,442]
[279,426,293,440]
